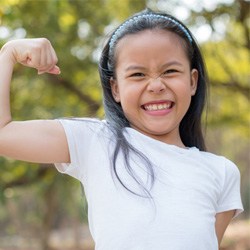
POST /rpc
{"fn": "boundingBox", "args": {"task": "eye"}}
[163,69,178,74]
[129,72,145,77]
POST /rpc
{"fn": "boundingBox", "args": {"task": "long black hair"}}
[98,9,208,196]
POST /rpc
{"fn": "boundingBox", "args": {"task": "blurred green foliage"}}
[0,0,249,248]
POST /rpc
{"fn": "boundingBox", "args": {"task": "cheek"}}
[118,86,143,115]
[118,83,141,100]
[173,83,193,109]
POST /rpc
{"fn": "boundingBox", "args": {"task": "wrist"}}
[0,41,17,66]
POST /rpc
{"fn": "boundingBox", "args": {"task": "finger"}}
[39,44,49,69]
[38,42,58,73]
[37,58,54,73]
[37,55,59,74]
[24,47,42,69]
[36,42,52,71]
[50,45,58,65]
[19,50,38,68]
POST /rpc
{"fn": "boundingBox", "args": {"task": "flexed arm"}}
[0,39,70,163]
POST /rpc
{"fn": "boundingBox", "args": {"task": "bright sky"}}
[150,0,234,43]
[152,0,234,42]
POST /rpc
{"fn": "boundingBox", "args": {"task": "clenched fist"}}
[0,38,60,75]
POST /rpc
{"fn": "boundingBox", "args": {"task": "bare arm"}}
[0,38,69,163]
[215,210,235,247]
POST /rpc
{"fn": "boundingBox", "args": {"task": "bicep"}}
[0,120,69,163]
[215,210,235,246]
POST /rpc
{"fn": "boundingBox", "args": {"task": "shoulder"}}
[198,150,239,168]
[194,150,241,178]
[57,117,109,133]
[55,117,114,144]
[200,153,245,218]
[57,117,106,127]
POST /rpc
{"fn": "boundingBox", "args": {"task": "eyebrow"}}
[125,61,183,72]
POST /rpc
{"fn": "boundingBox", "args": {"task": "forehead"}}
[114,29,189,68]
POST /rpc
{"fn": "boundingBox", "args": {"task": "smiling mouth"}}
[142,102,174,111]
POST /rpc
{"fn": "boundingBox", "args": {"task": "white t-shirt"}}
[55,118,243,250]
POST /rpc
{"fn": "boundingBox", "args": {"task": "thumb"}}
[38,65,61,75]
[48,65,61,75]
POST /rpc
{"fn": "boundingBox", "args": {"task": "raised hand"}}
[1,38,60,75]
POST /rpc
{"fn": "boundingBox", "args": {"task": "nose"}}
[147,76,166,94]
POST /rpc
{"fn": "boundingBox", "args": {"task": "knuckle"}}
[40,37,49,44]
[35,38,50,49]
[54,57,58,64]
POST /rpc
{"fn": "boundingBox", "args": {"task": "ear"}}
[190,69,198,96]
[110,77,120,102]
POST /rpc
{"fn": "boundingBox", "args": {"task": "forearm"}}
[0,43,15,128]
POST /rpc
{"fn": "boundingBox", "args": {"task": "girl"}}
[0,9,243,250]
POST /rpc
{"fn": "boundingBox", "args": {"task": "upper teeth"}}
[144,103,171,111]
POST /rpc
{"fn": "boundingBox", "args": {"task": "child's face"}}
[110,29,198,147]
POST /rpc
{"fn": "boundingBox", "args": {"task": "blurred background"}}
[0,0,249,249]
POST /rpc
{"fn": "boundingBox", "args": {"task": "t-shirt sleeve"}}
[216,158,244,218]
[54,118,106,182]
